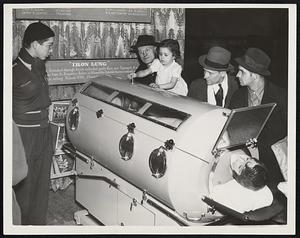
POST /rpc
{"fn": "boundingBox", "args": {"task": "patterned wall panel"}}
[13,20,154,60]
[152,8,185,59]
[12,8,185,101]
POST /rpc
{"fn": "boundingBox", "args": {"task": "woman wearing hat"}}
[188,46,239,108]
[13,22,55,225]
[229,48,287,188]
[130,35,158,86]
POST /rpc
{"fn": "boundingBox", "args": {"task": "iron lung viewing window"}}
[142,103,189,130]
[110,92,146,113]
[81,82,116,102]
[80,82,190,130]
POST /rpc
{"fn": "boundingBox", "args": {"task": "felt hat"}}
[131,35,158,52]
[235,48,271,76]
[198,46,233,71]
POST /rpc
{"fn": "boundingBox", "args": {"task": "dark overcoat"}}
[188,75,239,108]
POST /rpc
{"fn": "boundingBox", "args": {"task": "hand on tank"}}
[149,83,160,89]
[128,72,136,80]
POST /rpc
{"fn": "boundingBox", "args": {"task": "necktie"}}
[215,84,223,106]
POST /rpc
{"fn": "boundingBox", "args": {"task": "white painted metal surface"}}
[66,76,274,225]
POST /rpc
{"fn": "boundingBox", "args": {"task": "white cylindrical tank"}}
[66,76,275,220]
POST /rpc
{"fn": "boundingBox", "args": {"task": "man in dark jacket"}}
[188,46,239,108]
[229,47,287,188]
[130,35,158,86]
[13,22,55,225]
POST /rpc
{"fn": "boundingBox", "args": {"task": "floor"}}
[47,181,82,225]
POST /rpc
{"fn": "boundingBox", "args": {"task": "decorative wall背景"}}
[13,8,185,101]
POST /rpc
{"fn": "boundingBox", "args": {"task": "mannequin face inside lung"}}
[230,154,255,175]
[210,149,257,187]
[230,154,267,191]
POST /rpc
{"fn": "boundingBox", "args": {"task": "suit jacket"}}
[187,75,239,108]
[229,80,287,187]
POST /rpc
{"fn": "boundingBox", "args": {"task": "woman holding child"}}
[129,38,188,96]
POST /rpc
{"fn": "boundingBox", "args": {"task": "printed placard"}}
[46,59,139,85]
[49,100,70,124]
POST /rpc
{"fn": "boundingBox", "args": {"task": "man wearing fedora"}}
[131,35,158,86]
[188,46,239,108]
[229,47,287,188]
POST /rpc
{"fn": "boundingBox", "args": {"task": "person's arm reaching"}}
[157,76,178,90]
[128,67,153,80]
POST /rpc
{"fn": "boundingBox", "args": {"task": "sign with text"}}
[15,8,151,23]
[46,59,139,85]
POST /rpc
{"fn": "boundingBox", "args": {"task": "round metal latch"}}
[68,107,79,131]
[119,133,134,160]
[149,146,167,178]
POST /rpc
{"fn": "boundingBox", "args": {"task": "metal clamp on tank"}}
[119,123,136,161]
[96,109,103,118]
[141,189,148,205]
[71,98,78,107]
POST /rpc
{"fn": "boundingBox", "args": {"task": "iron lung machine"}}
[64,76,275,226]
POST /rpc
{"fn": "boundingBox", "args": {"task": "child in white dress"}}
[128,39,188,96]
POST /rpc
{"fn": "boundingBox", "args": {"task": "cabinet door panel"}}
[76,177,118,225]
[117,191,155,226]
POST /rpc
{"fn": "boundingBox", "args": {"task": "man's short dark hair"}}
[232,158,268,191]
[22,22,55,49]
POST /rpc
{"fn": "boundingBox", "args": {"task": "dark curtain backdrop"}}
[183,8,288,89]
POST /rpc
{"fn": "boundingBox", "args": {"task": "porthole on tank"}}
[119,133,134,161]
[68,107,80,131]
[149,146,167,178]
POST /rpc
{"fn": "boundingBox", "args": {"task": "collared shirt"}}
[17,56,32,71]
[248,82,265,106]
[207,74,228,107]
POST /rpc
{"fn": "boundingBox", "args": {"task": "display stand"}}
[49,101,76,191]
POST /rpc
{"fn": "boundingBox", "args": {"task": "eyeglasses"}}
[138,47,153,56]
